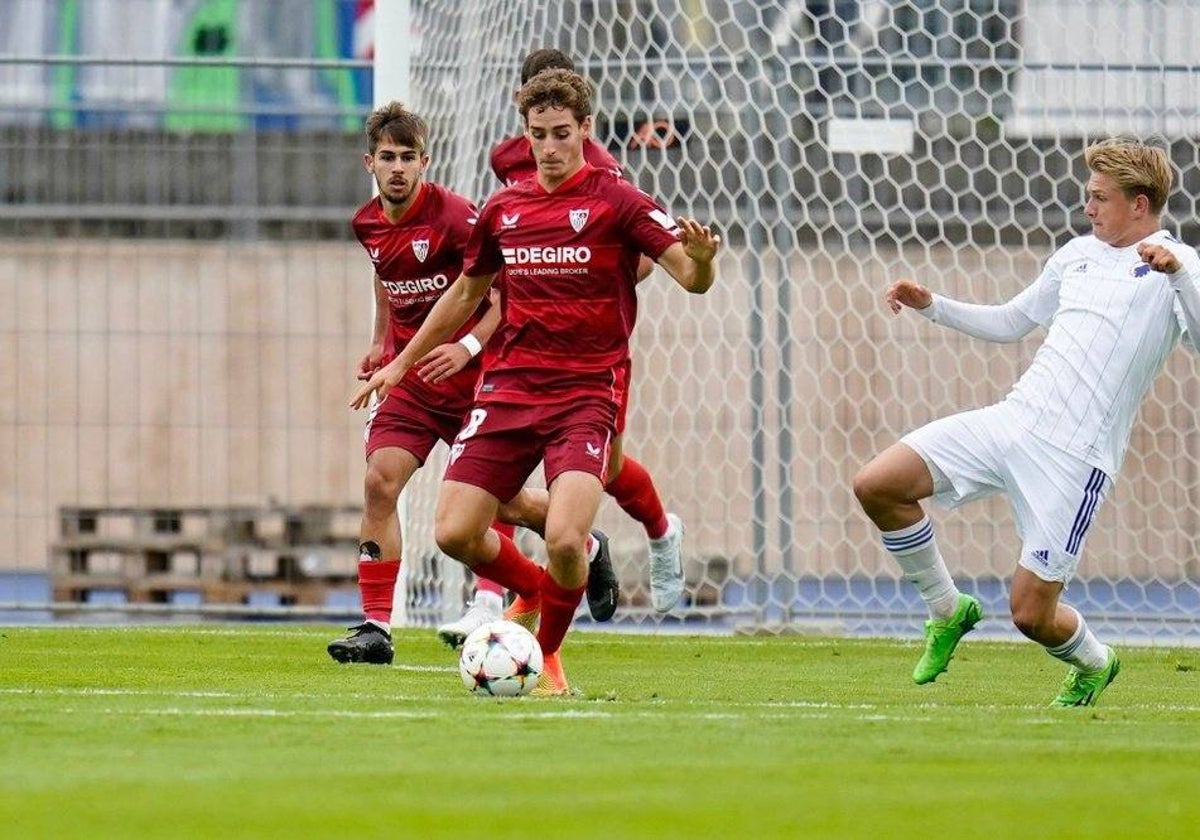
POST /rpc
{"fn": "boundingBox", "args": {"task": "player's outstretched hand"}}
[1137,242,1182,275]
[677,217,721,263]
[356,347,384,381]
[416,342,470,384]
[885,278,933,314]
[350,360,405,410]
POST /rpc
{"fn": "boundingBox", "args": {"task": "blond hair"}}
[1084,137,1173,213]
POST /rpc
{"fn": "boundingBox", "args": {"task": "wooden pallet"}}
[50,505,364,609]
[52,578,359,607]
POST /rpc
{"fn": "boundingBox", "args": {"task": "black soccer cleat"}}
[585,529,620,622]
[327,622,394,665]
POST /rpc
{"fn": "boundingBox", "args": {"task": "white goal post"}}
[386,0,1200,639]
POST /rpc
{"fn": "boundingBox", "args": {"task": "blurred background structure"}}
[2,0,1199,637]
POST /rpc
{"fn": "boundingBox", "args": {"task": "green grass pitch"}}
[3,625,1199,839]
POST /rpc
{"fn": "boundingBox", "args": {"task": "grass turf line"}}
[2,626,1199,839]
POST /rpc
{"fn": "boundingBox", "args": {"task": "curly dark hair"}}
[520,48,575,84]
[517,69,592,124]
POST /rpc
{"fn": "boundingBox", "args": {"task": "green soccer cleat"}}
[912,593,983,685]
[1050,646,1121,708]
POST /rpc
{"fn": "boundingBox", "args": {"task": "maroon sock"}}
[474,577,505,597]
[470,532,543,601]
[359,558,400,625]
[473,521,515,597]
[536,573,586,655]
[606,456,669,538]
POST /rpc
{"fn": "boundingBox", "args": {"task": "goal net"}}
[397,0,1200,639]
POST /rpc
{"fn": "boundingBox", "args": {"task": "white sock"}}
[587,534,600,562]
[365,618,390,634]
[649,520,674,548]
[1046,606,1109,672]
[474,590,503,612]
[882,516,960,619]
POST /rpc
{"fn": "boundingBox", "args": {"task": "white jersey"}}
[1003,230,1199,476]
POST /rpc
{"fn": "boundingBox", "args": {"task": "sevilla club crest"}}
[569,209,589,232]
[412,239,430,262]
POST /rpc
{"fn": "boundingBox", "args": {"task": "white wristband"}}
[457,333,483,358]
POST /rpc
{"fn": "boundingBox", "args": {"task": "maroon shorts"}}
[443,397,617,502]
[614,358,631,435]
[363,385,468,464]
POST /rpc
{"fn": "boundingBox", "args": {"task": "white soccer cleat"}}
[648,513,685,612]
[437,595,503,649]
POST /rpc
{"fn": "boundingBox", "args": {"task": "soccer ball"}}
[458,620,544,697]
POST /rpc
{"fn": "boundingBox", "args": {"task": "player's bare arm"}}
[356,274,392,381]
[635,254,655,283]
[350,272,495,409]
[416,288,503,384]
[885,278,933,314]
[656,216,720,293]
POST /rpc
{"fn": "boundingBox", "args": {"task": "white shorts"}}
[901,403,1110,584]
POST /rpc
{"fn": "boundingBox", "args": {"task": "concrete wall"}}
[1,240,367,573]
[3,238,1198,585]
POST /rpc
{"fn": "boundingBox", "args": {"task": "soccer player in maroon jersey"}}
[439,49,686,645]
[351,70,720,695]
[489,50,624,187]
[327,101,603,664]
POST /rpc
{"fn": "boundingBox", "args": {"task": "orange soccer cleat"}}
[503,593,541,633]
[531,650,570,697]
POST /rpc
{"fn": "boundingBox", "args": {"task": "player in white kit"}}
[853,138,1200,706]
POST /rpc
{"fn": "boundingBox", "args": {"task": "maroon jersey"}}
[490,135,622,186]
[464,163,679,405]
[351,182,487,410]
